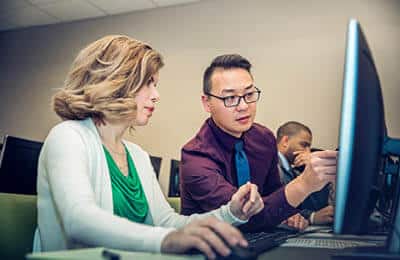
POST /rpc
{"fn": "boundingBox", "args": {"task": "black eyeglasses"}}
[205,87,261,107]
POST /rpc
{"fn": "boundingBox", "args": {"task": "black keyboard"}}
[185,230,298,260]
[244,230,297,254]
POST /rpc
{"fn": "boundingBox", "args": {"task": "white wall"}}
[0,0,399,194]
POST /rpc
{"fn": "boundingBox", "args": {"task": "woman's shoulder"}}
[48,119,92,135]
[45,119,94,146]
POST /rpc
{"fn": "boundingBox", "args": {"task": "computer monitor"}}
[149,155,162,179]
[334,17,400,249]
[0,135,43,195]
[169,159,181,197]
[334,19,385,235]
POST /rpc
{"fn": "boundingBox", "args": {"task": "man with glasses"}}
[180,54,337,232]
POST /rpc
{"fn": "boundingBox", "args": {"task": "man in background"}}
[276,121,334,225]
[180,54,337,232]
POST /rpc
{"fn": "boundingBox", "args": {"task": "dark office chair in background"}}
[310,147,324,152]
[149,155,162,179]
[168,159,180,197]
[0,135,43,195]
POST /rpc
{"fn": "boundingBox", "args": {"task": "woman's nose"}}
[151,87,160,103]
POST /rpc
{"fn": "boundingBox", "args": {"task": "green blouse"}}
[103,145,148,223]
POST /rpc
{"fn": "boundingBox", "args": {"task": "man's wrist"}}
[296,174,312,194]
[285,176,311,207]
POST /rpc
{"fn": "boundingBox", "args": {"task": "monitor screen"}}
[149,155,162,178]
[0,135,43,195]
[334,19,385,235]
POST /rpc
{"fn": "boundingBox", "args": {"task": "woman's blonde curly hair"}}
[53,35,163,124]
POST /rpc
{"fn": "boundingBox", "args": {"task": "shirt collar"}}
[278,151,291,172]
[207,117,243,152]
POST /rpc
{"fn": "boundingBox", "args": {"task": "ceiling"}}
[0,0,201,32]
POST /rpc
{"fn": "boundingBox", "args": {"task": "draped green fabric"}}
[103,145,148,223]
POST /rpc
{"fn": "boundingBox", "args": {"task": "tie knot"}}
[234,141,244,152]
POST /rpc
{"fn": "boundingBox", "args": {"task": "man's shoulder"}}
[182,120,216,153]
[248,122,276,145]
[181,121,223,170]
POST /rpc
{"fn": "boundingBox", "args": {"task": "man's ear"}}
[282,135,289,148]
[201,95,211,113]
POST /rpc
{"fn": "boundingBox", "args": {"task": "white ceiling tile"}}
[27,0,62,5]
[0,0,201,32]
[88,0,156,15]
[0,0,31,11]
[39,0,105,22]
[0,5,58,29]
[152,0,200,7]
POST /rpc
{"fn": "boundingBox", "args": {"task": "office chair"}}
[149,155,162,179]
[310,147,324,152]
[0,192,37,260]
[167,197,181,213]
[168,159,181,197]
[0,135,43,195]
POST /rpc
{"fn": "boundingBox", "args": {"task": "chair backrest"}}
[0,192,37,260]
[310,147,324,152]
[0,135,43,195]
[149,155,162,179]
[167,197,181,213]
[168,159,181,197]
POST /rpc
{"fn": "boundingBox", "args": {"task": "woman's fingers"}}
[203,218,247,247]
[187,235,215,259]
[189,226,231,257]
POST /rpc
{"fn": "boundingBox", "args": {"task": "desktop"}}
[0,135,43,195]
[332,18,400,258]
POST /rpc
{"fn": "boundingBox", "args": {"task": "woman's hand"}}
[161,217,248,259]
[229,182,264,221]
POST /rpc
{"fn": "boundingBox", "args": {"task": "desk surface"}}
[27,247,337,260]
[27,248,204,260]
[26,247,362,260]
[26,233,387,260]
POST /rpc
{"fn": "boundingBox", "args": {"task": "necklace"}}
[103,143,129,176]
[103,142,126,156]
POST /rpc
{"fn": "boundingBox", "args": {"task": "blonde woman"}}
[33,35,264,259]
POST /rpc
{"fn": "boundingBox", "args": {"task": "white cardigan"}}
[33,118,245,253]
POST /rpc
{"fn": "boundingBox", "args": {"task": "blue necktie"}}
[234,141,250,187]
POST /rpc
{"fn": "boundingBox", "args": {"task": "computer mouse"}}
[185,244,257,260]
[223,245,257,260]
